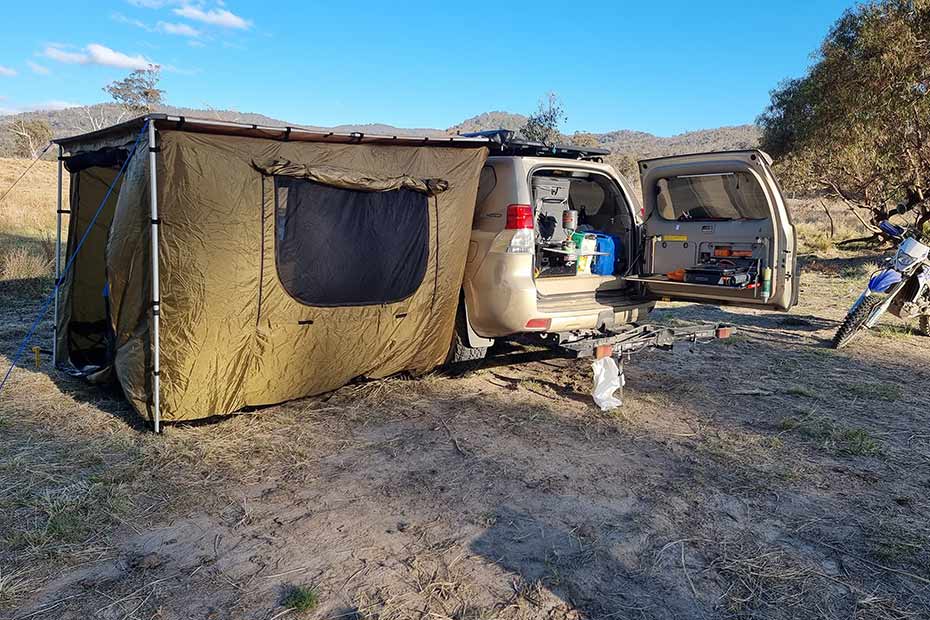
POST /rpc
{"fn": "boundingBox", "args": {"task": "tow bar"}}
[537,322,734,410]
[553,322,734,359]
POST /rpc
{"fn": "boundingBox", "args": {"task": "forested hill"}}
[0,105,759,158]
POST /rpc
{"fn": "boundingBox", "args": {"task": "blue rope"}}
[0,121,150,394]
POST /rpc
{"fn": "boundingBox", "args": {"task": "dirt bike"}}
[832,219,930,349]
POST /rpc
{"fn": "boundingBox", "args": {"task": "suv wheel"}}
[445,305,488,365]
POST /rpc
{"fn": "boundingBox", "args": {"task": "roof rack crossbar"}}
[460,128,610,160]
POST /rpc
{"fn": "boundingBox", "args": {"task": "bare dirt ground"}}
[2,250,930,620]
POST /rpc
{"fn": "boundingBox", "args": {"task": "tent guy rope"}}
[0,122,149,396]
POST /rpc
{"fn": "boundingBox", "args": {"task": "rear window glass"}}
[476,165,497,206]
[274,177,429,306]
[656,172,769,221]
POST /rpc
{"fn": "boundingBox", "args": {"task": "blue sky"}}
[0,0,855,136]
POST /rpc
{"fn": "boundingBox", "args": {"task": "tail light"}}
[490,204,534,254]
[506,204,533,229]
[525,318,551,330]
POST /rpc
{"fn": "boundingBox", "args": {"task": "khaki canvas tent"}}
[53,115,489,429]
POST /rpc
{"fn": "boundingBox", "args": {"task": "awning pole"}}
[52,146,63,367]
[147,120,162,433]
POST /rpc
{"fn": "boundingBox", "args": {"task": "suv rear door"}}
[633,150,798,310]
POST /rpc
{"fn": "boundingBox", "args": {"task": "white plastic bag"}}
[591,356,624,411]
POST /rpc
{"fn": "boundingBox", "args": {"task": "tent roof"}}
[54,114,492,150]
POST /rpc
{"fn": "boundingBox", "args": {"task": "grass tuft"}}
[785,385,817,398]
[843,381,902,402]
[283,584,319,613]
[779,414,884,457]
[0,566,33,608]
[873,324,918,340]
[835,428,883,457]
[0,244,53,281]
[796,223,834,253]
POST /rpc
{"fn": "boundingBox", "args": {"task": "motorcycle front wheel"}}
[920,315,929,337]
[832,295,886,349]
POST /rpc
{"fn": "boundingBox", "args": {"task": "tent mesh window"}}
[274,177,430,306]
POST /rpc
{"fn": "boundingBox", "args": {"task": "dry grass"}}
[0,371,453,610]
[0,566,33,609]
[708,537,821,617]
[350,523,555,620]
[0,158,65,288]
[787,198,870,255]
[0,157,64,235]
[0,236,54,281]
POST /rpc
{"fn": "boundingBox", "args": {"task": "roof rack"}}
[459,129,610,161]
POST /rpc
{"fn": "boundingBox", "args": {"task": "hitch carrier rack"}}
[549,323,734,359]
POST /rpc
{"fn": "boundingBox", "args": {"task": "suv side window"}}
[472,165,497,227]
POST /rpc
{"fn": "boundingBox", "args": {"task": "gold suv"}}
[449,136,799,363]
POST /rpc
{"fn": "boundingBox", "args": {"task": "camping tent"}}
[53,115,489,429]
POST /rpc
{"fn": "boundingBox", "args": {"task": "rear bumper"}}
[463,252,654,337]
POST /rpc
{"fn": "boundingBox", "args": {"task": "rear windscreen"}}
[657,172,769,221]
[274,176,429,306]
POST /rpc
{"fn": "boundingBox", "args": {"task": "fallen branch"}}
[438,418,470,458]
[835,233,885,248]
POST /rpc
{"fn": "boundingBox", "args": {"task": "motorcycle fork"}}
[865,282,906,328]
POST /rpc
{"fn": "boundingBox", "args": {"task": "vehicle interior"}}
[530,169,635,283]
[627,169,780,305]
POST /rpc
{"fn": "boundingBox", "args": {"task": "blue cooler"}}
[591,234,616,275]
[609,234,624,274]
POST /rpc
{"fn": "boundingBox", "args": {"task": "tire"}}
[919,315,930,337]
[832,295,886,349]
[444,306,488,365]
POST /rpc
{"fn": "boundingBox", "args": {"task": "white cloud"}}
[0,65,18,77]
[86,44,153,69]
[173,5,250,29]
[27,61,50,75]
[127,0,180,7]
[158,21,201,37]
[43,46,89,64]
[112,12,153,31]
[43,44,156,70]
[114,12,201,38]
[0,99,81,115]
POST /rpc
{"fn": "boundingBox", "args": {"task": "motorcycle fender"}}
[867,269,903,293]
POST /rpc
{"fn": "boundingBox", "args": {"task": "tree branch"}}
[820,178,883,233]
[818,200,836,238]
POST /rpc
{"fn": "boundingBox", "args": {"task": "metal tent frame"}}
[53,120,164,432]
